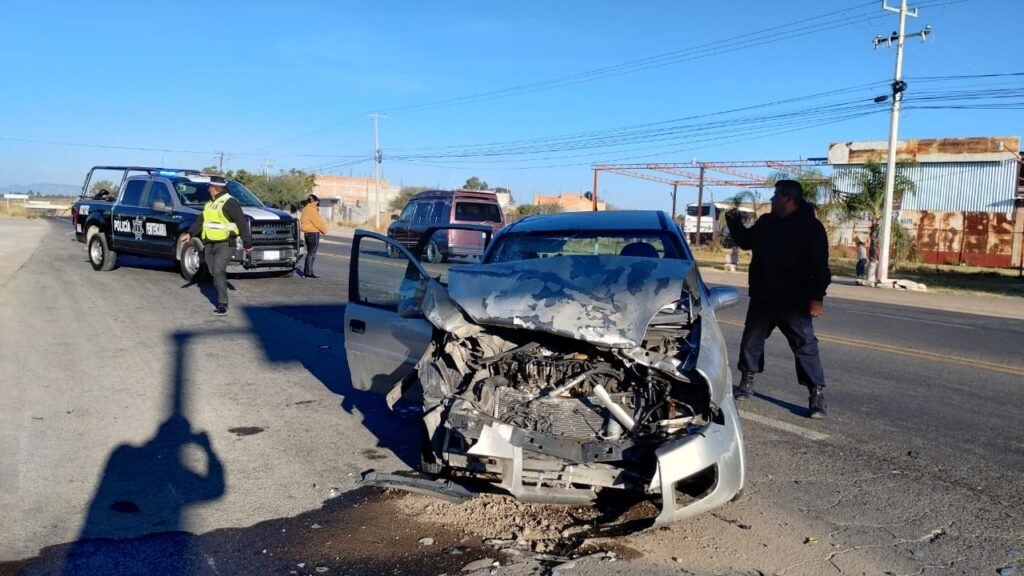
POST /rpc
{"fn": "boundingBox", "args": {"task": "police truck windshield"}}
[174,180,265,208]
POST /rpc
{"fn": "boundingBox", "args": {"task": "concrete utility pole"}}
[592,169,599,211]
[369,112,386,229]
[874,0,930,283]
[262,159,273,183]
[217,151,225,172]
[695,165,706,247]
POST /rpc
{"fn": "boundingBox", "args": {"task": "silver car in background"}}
[343,210,745,526]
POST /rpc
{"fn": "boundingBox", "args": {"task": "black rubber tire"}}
[87,233,117,271]
[419,430,447,476]
[179,238,208,282]
[425,241,446,264]
[386,243,401,259]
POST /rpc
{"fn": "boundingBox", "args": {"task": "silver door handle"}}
[171,215,183,221]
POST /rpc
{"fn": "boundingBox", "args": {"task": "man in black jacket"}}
[725,180,832,418]
[179,178,252,316]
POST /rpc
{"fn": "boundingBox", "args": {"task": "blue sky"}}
[1,0,1020,209]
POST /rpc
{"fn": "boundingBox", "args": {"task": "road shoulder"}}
[702,267,1024,320]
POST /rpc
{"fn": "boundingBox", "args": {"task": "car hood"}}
[241,206,293,221]
[445,255,691,348]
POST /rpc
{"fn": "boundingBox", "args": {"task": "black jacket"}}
[726,203,831,304]
[188,196,252,249]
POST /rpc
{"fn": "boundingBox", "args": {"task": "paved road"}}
[3,219,1023,576]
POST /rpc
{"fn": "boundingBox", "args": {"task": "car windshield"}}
[486,231,685,263]
[174,180,265,208]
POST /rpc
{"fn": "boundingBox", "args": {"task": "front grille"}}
[250,221,295,247]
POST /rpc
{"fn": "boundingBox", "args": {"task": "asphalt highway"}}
[3,219,1022,576]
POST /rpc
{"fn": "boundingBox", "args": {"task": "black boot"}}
[736,372,755,399]
[808,387,827,419]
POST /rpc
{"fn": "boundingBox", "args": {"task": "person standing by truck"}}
[179,178,252,316]
[299,194,328,279]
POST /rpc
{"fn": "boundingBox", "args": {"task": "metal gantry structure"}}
[591,159,829,245]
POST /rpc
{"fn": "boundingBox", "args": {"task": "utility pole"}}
[217,151,225,172]
[671,183,678,220]
[369,112,386,229]
[592,169,599,211]
[262,159,273,183]
[874,0,930,283]
[695,165,706,247]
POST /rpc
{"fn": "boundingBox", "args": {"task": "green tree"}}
[493,186,510,195]
[515,203,563,218]
[841,157,917,266]
[464,176,488,190]
[390,186,431,211]
[243,169,315,209]
[88,180,119,197]
[201,165,224,176]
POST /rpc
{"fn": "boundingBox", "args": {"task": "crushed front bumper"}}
[649,395,746,526]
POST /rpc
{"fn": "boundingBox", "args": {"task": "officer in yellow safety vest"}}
[179,177,252,316]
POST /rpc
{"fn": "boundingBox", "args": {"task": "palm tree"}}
[841,157,917,263]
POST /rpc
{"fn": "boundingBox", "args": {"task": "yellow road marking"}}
[719,319,1024,377]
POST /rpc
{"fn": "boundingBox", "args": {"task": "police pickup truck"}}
[72,166,303,280]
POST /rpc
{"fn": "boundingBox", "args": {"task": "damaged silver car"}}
[344,211,745,525]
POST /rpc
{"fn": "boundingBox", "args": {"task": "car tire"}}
[419,431,447,476]
[87,232,117,271]
[386,243,401,259]
[179,238,208,282]
[426,241,445,264]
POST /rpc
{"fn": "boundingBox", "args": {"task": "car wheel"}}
[386,243,401,259]
[419,430,447,476]
[179,239,208,282]
[426,241,445,264]
[88,233,117,271]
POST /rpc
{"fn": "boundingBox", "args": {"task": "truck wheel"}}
[425,241,446,264]
[386,243,401,259]
[88,233,117,271]
[179,239,208,282]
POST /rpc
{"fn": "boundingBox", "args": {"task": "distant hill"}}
[0,183,80,196]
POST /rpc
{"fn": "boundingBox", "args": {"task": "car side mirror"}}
[391,214,399,221]
[152,200,172,212]
[708,286,740,312]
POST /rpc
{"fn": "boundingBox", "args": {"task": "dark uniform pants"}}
[738,299,826,389]
[204,241,233,307]
[303,232,320,276]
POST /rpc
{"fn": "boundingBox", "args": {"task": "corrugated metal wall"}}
[831,159,1019,214]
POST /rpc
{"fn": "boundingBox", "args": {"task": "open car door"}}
[343,226,494,395]
[344,232,433,394]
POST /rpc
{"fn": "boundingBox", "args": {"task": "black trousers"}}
[204,241,233,307]
[738,299,826,389]
[303,232,320,276]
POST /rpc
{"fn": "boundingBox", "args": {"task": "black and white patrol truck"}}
[72,166,303,280]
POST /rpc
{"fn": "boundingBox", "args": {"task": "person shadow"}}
[733,386,809,417]
[181,278,236,309]
[57,330,226,576]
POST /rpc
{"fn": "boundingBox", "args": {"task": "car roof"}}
[504,210,672,234]
[410,189,498,201]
